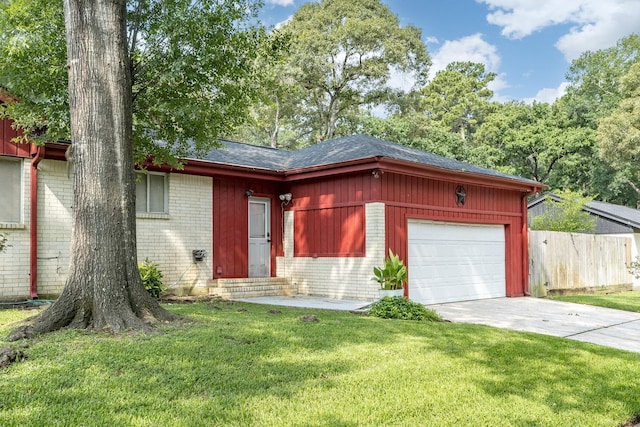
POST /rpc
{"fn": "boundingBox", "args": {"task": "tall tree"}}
[561,34,640,205]
[472,101,593,187]
[420,61,496,142]
[277,0,430,145]
[1,0,271,338]
[597,62,640,201]
[563,34,640,129]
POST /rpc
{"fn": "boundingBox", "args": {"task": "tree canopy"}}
[420,61,496,142]
[238,0,431,148]
[0,0,274,164]
[597,61,640,198]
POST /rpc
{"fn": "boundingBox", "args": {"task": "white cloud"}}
[523,81,570,104]
[425,36,440,45]
[428,33,509,101]
[266,0,296,6]
[480,0,640,61]
[274,15,293,30]
[430,33,502,77]
[487,73,511,102]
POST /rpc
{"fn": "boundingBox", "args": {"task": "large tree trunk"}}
[9,0,178,341]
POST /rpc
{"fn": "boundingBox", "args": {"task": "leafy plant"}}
[628,256,640,279]
[138,258,165,299]
[0,232,10,253]
[530,189,596,233]
[372,249,407,290]
[368,296,442,321]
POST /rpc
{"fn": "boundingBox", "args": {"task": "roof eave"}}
[379,158,545,193]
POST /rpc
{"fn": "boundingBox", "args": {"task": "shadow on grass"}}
[1,300,640,426]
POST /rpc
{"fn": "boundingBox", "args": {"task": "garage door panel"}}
[408,221,506,305]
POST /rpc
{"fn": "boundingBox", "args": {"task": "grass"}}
[0,300,640,426]
[551,290,640,313]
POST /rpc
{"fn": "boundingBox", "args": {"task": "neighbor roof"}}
[197,134,541,187]
[528,194,640,230]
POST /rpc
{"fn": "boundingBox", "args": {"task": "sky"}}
[258,0,640,103]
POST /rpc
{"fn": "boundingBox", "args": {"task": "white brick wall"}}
[1,162,213,299]
[37,159,73,297]
[276,202,385,301]
[0,157,31,300]
[136,173,213,295]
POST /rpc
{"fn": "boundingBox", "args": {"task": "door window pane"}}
[249,202,266,238]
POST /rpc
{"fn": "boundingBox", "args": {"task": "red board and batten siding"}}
[212,176,283,278]
[381,172,528,297]
[289,172,380,257]
[0,118,30,157]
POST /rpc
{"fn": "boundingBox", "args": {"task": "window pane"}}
[148,174,166,213]
[249,202,266,238]
[135,173,147,213]
[0,158,21,222]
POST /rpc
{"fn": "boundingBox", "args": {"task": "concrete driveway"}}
[429,297,640,353]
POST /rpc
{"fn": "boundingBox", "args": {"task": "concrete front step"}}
[208,278,297,299]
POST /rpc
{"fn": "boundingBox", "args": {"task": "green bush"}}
[138,258,165,299]
[368,296,442,321]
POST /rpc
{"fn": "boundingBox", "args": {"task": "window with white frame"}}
[0,157,22,223]
[135,172,168,214]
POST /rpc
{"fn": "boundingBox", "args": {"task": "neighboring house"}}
[528,193,640,234]
[528,193,640,290]
[0,117,544,304]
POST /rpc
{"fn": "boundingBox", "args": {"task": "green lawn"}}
[551,290,640,313]
[1,300,640,427]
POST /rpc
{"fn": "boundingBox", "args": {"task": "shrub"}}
[368,296,442,321]
[138,258,165,299]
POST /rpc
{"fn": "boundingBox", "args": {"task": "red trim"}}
[29,145,45,299]
[284,157,546,193]
[148,159,283,182]
[385,200,522,218]
[522,194,530,296]
[379,158,545,192]
[284,159,384,180]
[43,142,68,161]
[406,213,513,226]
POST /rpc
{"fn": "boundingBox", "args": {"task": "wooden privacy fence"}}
[528,230,634,297]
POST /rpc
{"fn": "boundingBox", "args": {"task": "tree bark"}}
[9,0,179,341]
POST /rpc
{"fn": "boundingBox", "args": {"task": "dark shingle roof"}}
[195,134,540,186]
[199,139,291,171]
[586,200,640,229]
[286,134,540,185]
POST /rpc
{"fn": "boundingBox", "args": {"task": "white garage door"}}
[407,220,506,304]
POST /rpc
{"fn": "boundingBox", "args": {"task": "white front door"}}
[248,198,271,277]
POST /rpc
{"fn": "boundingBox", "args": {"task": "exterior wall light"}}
[245,189,254,197]
[279,193,292,205]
